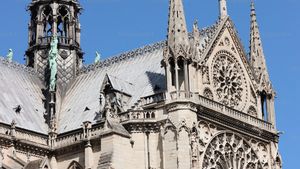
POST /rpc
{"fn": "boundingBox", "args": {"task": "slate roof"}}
[0,57,48,134]
[0,20,221,134]
[57,22,221,133]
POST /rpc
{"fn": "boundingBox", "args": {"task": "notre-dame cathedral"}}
[0,0,282,168]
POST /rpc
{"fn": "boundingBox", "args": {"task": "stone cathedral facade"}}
[0,0,282,169]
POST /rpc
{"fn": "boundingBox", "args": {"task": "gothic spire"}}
[249,0,271,88]
[219,0,228,19]
[166,0,189,55]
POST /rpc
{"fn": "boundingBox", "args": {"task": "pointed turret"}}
[166,0,189,56]
[192,20,201,60]
[163,0,191,94]
[219,0,228,19]
[249,1,276,126]
[249,0,270,88]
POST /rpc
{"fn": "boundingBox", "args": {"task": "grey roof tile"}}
[0,57,48,134]
[57,24,220,133]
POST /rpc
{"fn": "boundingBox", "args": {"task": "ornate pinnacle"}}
[249,0,271,89]
[219,0,228,19]
[166,0,189,58]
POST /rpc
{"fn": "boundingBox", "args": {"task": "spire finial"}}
[249,0,270,87]
[219,0,228,19]
[166,0,189,54]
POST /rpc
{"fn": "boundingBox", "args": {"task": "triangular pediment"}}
[200,17,259,116]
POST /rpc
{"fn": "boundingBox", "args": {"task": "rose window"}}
[212,52,246,108]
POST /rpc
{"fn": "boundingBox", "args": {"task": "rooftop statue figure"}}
[6,49,13,62]
[95,51,101,64]
[49,35,58,92]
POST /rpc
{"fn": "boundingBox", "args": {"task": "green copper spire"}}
[49,35,58,92]
[95,51,101,64]
[6,49,13,62]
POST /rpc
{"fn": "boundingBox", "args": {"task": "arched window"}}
[203,88,213,100]
[57,6,70,39]
[41,5,53,37]
[177,57,185,90]
[260,90,268,120]
[168,57,176,87]
[67,161,83,169]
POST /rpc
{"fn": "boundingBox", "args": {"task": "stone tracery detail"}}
[203,88,214,100]
[202,132,264,169]
[247,106,257,117]
[212,51,247,109]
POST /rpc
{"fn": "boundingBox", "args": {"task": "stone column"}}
[84,141,93,169]
[256,92,263,119]
[175,59,179,92]
[166,63,172,92]
[83,121,93,169]
[267,95,276,127]
[184,60,189,94]
[50,155,58,169]
[52,3,58,36]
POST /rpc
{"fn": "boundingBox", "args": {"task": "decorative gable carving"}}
[200,18,259,113]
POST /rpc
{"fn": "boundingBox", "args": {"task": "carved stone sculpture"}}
[48,35,58,91]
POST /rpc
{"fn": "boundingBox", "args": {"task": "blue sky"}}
[0,0,299,168]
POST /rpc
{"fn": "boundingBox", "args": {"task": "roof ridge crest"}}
[0,56,38,76]
[80,40,167,74]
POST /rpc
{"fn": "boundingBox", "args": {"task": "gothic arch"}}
[67,161,83,169]
[40,5,53,37]
[201,131,264,169]
[203,87,214,100]
[247,106,257,117]
[57,5,71,37]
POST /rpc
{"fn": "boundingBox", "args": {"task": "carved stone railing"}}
[55,129,83,149]
[38,36,77,46]
[195,95,275,132]
[0,124,11,136]
[141,92,166,106]
[55,123,104,149]
[165,92,275,133]
[15,129,48,145]
[119,110,159,123]
[0,123,48,146]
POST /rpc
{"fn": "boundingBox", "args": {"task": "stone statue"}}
[49,35,58,91]
[6,49,13,62]
[95,51,101,64]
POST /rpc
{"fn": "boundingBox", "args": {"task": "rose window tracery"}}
[212,51,247,109]
[202,132,264,169]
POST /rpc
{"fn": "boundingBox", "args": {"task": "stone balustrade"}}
[141,92,166,106]
[120,110,158,122]
[196,95,275,132]
[0,123,48,145]
[55,130,84,148]
[15,129,48,145]
[139,91,275,133]
[38,36,77,46]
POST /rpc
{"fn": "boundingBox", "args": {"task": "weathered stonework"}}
[0,0,281,169]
